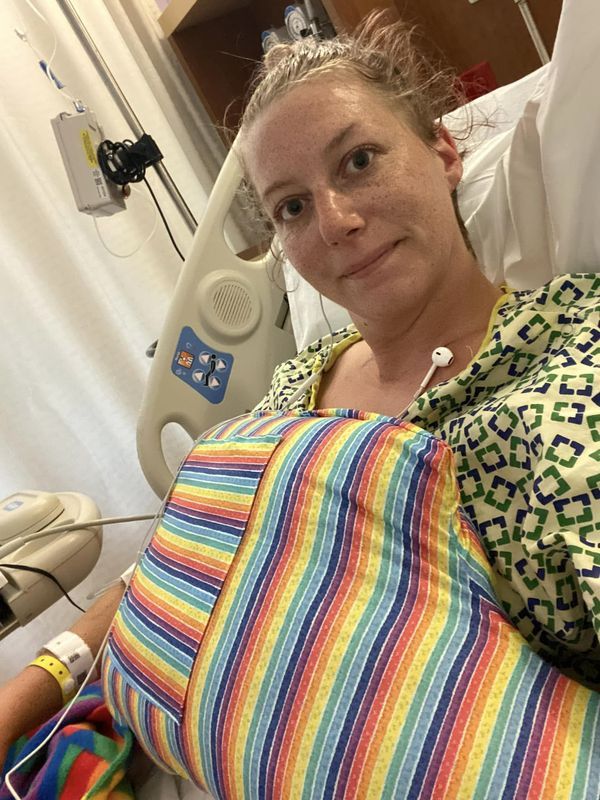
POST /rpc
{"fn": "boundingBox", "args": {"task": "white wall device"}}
[51,110,126,216]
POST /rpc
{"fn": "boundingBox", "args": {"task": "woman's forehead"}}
[242,75,408,186]
[250,72,401,137]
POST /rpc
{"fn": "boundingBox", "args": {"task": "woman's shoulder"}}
[492,272,599,337]
[306,324,358,354]
[503,273,600,315]
[254,324,360,412]
[283,323,360,374]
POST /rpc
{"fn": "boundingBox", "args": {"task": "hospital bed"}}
[2,1,600,797]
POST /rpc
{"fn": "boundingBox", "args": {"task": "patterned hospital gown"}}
[256,274,600,687]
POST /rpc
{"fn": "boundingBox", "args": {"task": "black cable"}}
[143,177,185,262]
[0,563,85,613]
[97,135,186,263]
[97,135,159,185]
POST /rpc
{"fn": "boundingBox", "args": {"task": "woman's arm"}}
[0,582,124,768]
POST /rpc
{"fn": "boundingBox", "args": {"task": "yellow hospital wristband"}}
[28,654,76,704]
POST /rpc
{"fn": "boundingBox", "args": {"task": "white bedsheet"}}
[464,0,600,289]
[137,768,212,800]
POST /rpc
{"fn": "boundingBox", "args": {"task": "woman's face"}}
[242,73,465,323]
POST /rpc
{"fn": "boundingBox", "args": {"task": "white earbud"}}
[431,346,455,368]
[413,346,455,400]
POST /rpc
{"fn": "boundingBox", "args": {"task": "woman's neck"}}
[348,261,503,388]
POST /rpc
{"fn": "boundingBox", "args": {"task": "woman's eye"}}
[278,198,305,221]
[346,148,374,174]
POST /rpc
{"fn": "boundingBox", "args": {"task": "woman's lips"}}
[342,240,401,279]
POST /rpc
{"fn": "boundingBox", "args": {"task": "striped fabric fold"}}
[107,435,281,722]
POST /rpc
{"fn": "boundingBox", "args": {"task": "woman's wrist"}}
[1,581,125,755]
[2,664,64,749]
[69,581,124,656]
[37,630,97,688]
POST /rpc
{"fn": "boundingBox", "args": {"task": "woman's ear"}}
[431,126,463,192]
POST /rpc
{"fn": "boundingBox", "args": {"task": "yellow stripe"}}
[136,567,210,625]
[553,684,590,797]
[363,468,454,795]
[454,632,523,797]
[155,526,237,566]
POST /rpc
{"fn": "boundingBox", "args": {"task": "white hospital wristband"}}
[38,631,95,686]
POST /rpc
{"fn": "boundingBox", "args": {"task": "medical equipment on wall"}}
[298,0,336,40]
[0,491,101,641]
[52,107,186,260]
[137,143,297,499]
[261,26,290,53]
[22,0,196,245]
[285,5,310,41]
[51,109,127,217]
[55,0,197,234]
[261,1,335,53]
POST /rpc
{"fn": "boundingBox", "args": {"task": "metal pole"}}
[468,0,551,67]
[514,0,550,65]
[55,0,198,233]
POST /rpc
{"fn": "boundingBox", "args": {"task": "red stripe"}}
[219,418,344,796]
[59,750,106,798]
[151,534,230,582]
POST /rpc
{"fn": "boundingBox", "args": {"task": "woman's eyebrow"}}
[262,123,360,203]
[324,122,359,155]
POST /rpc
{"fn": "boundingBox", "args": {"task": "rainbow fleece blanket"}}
[0,682,134,799]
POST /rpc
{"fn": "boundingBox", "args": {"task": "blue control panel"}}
[171,326,233,405]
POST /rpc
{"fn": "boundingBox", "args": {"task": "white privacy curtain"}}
[0,0,225,679]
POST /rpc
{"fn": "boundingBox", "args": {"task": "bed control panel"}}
[172,327,233,405]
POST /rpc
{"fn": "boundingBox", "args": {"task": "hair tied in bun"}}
[264,43,295,70]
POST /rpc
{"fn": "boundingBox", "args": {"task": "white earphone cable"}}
[397,346,455,420]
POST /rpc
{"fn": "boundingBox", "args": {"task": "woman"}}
[2,14,600,799]
[241,21,600,684]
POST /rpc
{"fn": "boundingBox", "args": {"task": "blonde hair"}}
[240,12,462,147]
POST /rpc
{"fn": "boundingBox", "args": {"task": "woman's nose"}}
[316,188,365,245]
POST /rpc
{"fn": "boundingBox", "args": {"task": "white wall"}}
[0,0,218,678]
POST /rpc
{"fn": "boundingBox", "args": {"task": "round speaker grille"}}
[212,281,253,329]
[197,271,261,340]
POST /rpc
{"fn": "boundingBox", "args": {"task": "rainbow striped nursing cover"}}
[103,410,600,799]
